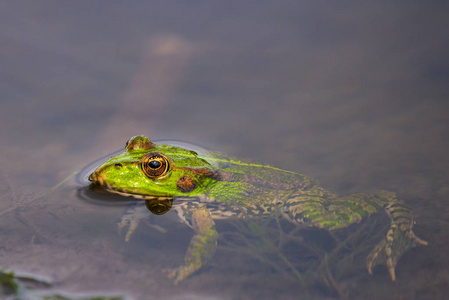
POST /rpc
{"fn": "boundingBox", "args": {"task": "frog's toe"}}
[408,230,428,247]
[367,238,397,280]
[166,266,192,285]
[117,215,140,242]
[366,225,427,281]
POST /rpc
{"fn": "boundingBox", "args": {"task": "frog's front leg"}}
[118,200,167,241]
[118,201,150,241]
[168,203,218,285]
[366,191,427,281]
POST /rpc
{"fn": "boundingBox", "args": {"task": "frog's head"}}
[89,135,216,197]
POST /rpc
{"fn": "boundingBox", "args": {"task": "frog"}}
[88,135,427,284]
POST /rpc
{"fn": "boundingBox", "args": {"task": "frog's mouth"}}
[88,169,172,200]
[95,184,170,200]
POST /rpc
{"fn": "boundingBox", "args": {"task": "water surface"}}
[1,1,448,299]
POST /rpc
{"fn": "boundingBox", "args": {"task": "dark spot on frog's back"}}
[176,176,197,193]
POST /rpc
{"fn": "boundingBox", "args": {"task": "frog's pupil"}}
[154,205,164,213]
[149,160,161,169]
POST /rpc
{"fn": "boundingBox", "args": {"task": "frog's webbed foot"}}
[367,204,427,281]
[167,266,195,285]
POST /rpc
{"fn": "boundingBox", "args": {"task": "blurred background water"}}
[0,1,448,299]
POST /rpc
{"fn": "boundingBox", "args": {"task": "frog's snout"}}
[89,169,104,185]
[88,172,95,182]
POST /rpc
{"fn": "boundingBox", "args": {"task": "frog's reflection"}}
[145,198,173,215]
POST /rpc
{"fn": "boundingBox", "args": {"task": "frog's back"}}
[197,151,320,211]
[204,151,316,187]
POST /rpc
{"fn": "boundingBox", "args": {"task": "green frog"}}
[89,135,427,284]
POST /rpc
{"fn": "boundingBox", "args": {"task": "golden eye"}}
[145,198,173,215]
[141,153,170,178]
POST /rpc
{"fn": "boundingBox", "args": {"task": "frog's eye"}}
[126,135,155,151]
[141,153,170,178]
[145,198,173,215]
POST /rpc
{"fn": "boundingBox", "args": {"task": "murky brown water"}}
[1,1,448,299]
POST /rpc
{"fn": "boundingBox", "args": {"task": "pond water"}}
[1,1,449,299]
